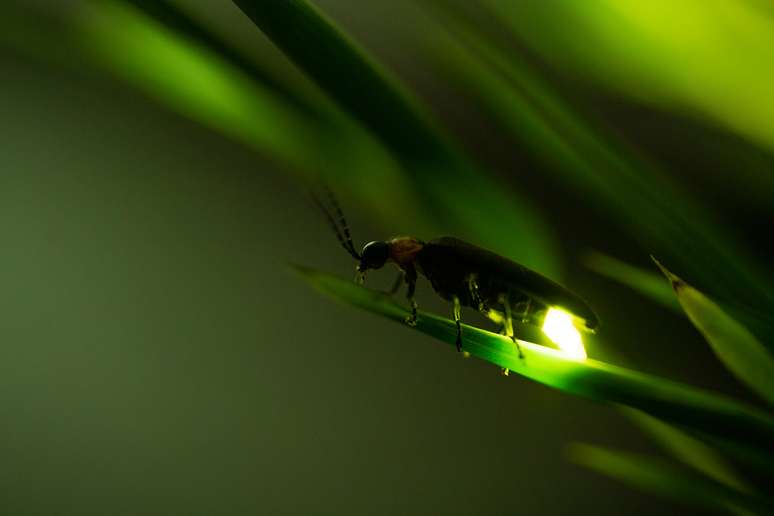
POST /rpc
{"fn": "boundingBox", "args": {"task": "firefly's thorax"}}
[387,237,424,269]
[358,237,424,272]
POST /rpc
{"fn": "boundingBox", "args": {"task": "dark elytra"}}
[417,237,599,331]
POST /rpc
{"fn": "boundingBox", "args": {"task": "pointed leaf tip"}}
[651,258,774,407]
[651,255,685,291]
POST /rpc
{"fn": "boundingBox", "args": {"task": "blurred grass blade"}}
[584,251,680,311]
[584,252,774,361]
[231,0,562,278]
[486,1,774,158]
[294,266,774,454]
[232,0,449,166]
[568,444,771,515]
[700,434,774,476]
[1,1,441,240]
[111,0,425,232]
[586,252,759,488]
[654,258,774,407]
[122,0,324,121]
[77,0,324,169]
[423,2,774,325]
[621,408,749,492]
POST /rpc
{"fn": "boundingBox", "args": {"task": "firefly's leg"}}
[389,270,405,296]
[485,309,507,335]
[404,266,418,326]
[452,295,462,352]
[467,274,483,310]
[520,298,532,324]
[501,295,525,361]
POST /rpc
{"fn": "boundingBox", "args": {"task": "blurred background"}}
[2,1,773,514]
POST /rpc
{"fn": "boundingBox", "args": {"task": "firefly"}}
[313,189,598,361]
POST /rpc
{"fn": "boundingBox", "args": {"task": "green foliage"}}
[4,0,774,512]
[293,266,774,455]
[231,0,562,278]
[619,408,748,492]
[78,1,322,168]
[423,1,774,323]
[296,263,774,512]
[121,0,325,120]
[486,0,774,158]
[654,259,774,407]
[584,252,680,312]
[568,444,772,515]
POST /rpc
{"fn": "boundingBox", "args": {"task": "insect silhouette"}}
[313,189,599,359]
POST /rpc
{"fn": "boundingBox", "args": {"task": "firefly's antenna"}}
[324,186,359,259]
[311,186,361,260]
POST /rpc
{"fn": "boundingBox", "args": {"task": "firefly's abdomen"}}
[416,237,599,331]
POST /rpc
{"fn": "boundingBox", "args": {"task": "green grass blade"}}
[700,435,774,476]
[1,1,444,242]
[486,1,774,160]
[584,253,774,363]
[122,0,324,121]
[76,1,325,170]
[654,258,774,407]
[294,266,774,455]
[423,1,774,322]
[621,408,749,492]
[233,0,446,163]
[231,0,561,278]
[584,251,680,311]
[583,253,757,488]
[568,444,771,515]
[114,0,434,237]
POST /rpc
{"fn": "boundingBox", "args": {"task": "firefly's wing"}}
[419,237,599,330]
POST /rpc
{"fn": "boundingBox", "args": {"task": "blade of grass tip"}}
[292,266,774,455]
[583,251,680,312]
[583,253,756,488]
[230,0,562,278]
[568,443,771,515]
[425,0,774,322]
[620,407,749,493]
[653,257,774,408]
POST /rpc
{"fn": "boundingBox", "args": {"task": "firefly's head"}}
[312,188,421,283]
[358,241,390,272]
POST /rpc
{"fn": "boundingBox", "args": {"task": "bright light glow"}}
[542,308,587,360]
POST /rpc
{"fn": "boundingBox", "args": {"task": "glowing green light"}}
[542,308,587,361]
